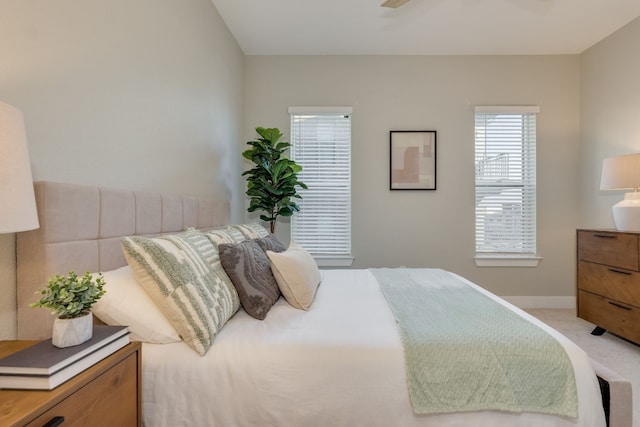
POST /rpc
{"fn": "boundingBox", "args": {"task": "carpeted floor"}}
[527,309,639,426]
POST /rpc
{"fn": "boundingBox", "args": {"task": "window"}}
[474,106,540,267]
[289,106,353,267]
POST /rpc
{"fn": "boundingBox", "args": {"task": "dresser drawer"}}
[577,260,640,307]
[578,290,640,344]
[577,230,638,270]
[24,352,138,427]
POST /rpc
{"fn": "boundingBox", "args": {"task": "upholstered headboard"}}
[16,181,230,340]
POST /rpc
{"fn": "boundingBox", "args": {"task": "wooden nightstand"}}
[0,340,141,427]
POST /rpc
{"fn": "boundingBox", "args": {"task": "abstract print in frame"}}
[390,130,437,190]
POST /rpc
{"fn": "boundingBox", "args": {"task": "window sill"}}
[315,256,354,268]
[474,255,542,267]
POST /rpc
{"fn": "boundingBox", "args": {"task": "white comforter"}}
[141,269,606,427]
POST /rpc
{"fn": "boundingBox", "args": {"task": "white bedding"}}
[141,269,606,427]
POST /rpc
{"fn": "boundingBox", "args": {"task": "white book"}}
[0,334,130,390]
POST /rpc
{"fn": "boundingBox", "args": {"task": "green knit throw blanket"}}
[371,268,578,418]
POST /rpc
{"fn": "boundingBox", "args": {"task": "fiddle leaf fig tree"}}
[242,127,307,233]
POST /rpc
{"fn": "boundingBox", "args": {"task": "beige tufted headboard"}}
[16,181,230,340]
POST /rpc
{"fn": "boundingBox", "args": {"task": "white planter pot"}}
[52,312,93,348]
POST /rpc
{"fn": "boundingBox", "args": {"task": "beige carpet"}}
[527,309,639,426]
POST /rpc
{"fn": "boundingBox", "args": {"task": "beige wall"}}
[0,0,245,339]
[245,55,581,298]
[580,17,640,228]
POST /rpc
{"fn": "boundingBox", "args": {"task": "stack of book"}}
[0,325,129,390]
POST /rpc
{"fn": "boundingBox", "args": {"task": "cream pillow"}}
[266,240,322,310]
[121,228,240,356]
[92,266,181,344]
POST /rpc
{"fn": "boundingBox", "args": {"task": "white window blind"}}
[475,106,539,257]
[289,106,352,265]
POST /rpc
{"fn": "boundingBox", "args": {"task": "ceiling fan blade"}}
[381,0,411,8]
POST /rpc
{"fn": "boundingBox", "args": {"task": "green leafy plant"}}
[31,271,106,319]
[242,127,307,233]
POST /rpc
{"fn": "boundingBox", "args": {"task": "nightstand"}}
[0,340,141,427]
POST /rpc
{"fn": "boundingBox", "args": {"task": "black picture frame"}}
[390,130,437,190]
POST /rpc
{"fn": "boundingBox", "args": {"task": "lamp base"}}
[612,192,640,231]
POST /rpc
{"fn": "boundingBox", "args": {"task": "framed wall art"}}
[389,130,437,190]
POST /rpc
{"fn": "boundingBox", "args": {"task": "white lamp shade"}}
[0,101,39,233]
[600,153,640,191]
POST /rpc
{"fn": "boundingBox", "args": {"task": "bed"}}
[15,181,632,427]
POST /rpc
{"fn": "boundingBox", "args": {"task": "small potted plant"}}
[31,271,106,348]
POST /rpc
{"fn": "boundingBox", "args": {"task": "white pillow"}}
[266,240,322,310]
[92,265,181,344]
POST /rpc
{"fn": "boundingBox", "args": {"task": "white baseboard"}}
[501,296,576,309]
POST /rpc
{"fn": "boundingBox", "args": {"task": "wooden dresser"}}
[0,341,141,427]
[577,229,640,344]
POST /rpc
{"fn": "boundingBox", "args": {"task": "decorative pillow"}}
[121,228,240,355]
[201,228,245,275]
[205,227,245,248]
[266,241,322,310]
[92,265,181,344]
[218,240,280,320]
[255,234,287,253]
[226,222,269,240]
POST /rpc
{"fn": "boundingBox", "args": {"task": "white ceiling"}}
[210,0,640,55]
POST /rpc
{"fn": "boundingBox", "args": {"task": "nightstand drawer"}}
[24,352,138,427]
[577,230,638,270]
[578,260,640,307]
[578,290,640,343]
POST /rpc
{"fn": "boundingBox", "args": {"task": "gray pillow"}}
[255,234,287,253]
[219,239,280,320]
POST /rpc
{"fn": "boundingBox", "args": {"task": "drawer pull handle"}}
[608,301,632,311]
[44,416,65,427]
[592,234,616,239]
[608,268,632,276]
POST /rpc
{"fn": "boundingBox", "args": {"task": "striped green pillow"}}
[204,227,245,248]
[226,222,270,240]
[121,228,240,355]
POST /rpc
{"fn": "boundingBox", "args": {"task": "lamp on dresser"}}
[600,153,640,231]
[0,101,39,233]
